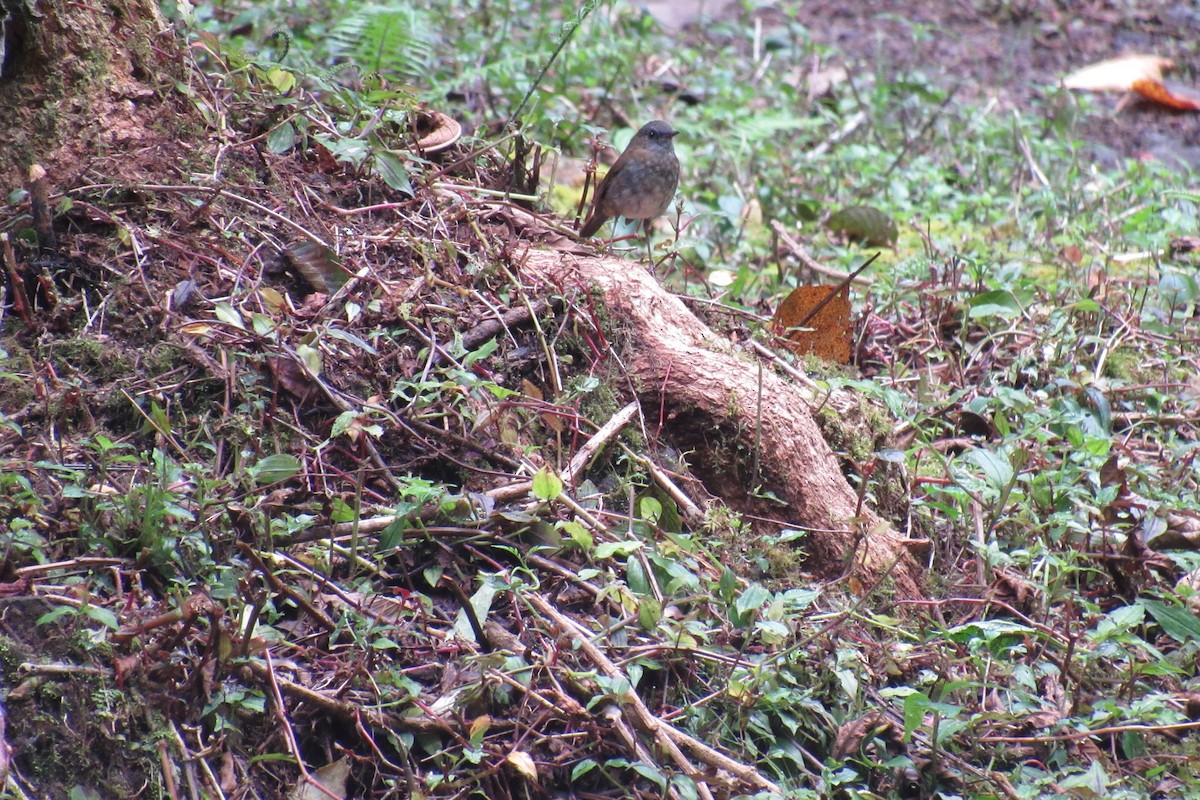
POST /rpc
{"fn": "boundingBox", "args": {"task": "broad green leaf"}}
[530,468,562,502]
[626,557,649,595]
[325,326,378,355]
[964,448,1012,489]
[571,759,597,782]
[267,121,296,154]
[249,454,302,485]
[295,343,322,377]
[374,151,413,196]
[594,540,642,559]
[967,289,1022,320]
[265,65,295,93]
[213,302,245,329]
[1142,599,1200,643]
[451,579,496,643]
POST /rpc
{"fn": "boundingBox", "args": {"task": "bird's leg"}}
[642,219,654,267]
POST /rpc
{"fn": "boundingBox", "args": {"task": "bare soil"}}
[780,0,1200,168]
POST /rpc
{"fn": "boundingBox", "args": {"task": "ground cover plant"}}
[2,1,1200,798]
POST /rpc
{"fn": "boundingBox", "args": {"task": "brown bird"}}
[579,120,680,249]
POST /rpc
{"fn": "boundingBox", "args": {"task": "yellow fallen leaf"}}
[507,750,539,783]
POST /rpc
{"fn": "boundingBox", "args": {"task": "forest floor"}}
[1,1,1199,799]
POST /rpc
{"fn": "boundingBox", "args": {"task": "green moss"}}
[760,540,806,579]
[817,403,877,462]
[1101,347,1151,383]
[47,335,132,380]
[0,345,36,410]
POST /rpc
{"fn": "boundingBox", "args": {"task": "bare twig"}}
[527,592,783,798]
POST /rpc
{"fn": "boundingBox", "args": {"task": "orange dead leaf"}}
[1131,78,1200,111]
[770,285,852,364]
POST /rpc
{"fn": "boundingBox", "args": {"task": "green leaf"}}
[83,604,120,630]
[324,326,378,355]
[964,448,1012,490]
[733,583,771,627]
[571,759,597,782]
[717,567,738,602]
[379,518,408,550]
[901,691,930,739]
[626,557,649,595]
[826,205,898,247]
[330,410,359,439]
[630,761,667,789]
[295,343,322,377]
[638,496,663,525]
[1057,758,1111,794]
[594,540,641,559]
[530,468,562,502]
[250,312,277,337]
[1142,599,1200,643]
[637,596,662,630]
[213,302,245,330]
[374,151,414,196]
[452,579,496,643]
[37,605,75,626]
[248,454,302,485]
[314,135,370,168]
[559,521,593,552]
[967,289,1022,320]
[265,65,295,93]
[266,121,297,154]
[423,566,443,588]
[947,619,1032,652]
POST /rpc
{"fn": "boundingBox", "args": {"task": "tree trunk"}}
[0,0,180,190]
[519,249,924,597]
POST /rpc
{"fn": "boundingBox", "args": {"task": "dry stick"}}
[261,649,326,798]
[487,402,643,505]
[635,455,706,525]
[400,416,523,474]
[245,659,448,735]
[541,596,694,800]
[746,339,822,393]
[158,740,180,800]
[500,261,563,394]
[170,722,227,800]
[1013,109,1050,188]
[867,83,962,194]
[806,110,867,161]
[791,251,881,332]
[458,298,552,355]
[354,712,418,796]
[528,592,784,798]
[770,220,875,286]
[562,400,639,485]
[981,718,1200,744]
[238,543,338,632]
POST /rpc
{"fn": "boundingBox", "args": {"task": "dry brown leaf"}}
[771,284,852,363]
[292,758,350,800]
[1063,54,1174,92]
[832,711,898,760]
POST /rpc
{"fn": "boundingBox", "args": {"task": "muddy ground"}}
[657,0,1200,168]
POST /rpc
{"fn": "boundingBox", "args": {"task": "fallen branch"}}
[519,250,923,595]
[528,591,784,798]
